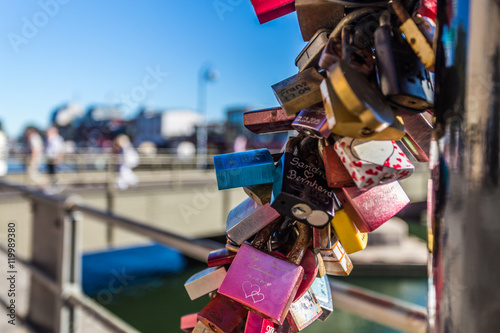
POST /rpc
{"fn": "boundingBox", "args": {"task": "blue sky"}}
[0,0,305,137]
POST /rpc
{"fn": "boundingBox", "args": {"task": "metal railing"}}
[0,179,426,333]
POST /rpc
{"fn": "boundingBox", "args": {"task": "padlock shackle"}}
[330,7,382,40]
[287,222,312,265]
[251,216,283,251]
[285,135,302,154]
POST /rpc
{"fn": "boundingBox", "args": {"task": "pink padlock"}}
[250,0,295,24]
[244,311,279,333]
[334,182,410,232]
[333,137,414,189]
[218,243,303,325]
[218,222,310,325]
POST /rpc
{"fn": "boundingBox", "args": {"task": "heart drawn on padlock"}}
[242,281,265,303]
[304,170,314,178]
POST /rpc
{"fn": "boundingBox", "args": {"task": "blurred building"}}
[134,108,203,149]
[73,105,129,149]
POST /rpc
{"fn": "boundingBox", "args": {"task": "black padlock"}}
[374,11,434,112]
[271,137,335,229]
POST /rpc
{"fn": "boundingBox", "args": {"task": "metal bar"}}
[75,204,221,262]
[0,245,139,333]
[65,288,141,333]
[330,279,426,333]
[0,243,59,295]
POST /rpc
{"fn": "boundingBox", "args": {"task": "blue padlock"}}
[214,149,275,190]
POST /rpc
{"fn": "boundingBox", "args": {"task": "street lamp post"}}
[197,63,218,169]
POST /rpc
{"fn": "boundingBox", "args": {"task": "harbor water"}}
[87,260,427,333]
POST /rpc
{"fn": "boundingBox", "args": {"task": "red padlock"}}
[250,0,295,24]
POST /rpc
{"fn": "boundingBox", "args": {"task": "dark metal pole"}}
[429,0,500,330]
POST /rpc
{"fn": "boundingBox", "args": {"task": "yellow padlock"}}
[331,209,368,254]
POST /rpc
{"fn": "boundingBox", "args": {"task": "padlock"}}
[244,311,278,333]
[334,137,414,189]
[250,215,283,252]
[398,109,433,162]
[218,222,310,325]
[197,294,248,333]
[184,266,227,300]
[320,237,353,276]
[295,0,344,41]
[413,15,435,46]
[292,103,332,139]
[272,68,324,116]
[181,313,198,332]
[295,29,330,71]
[243,183,273,206]
[286,288,323,332]
[392,0,435,70]
[226,197,281,245]
[318,35,341,70]
[321,76,406,141]
[367,114,406,141]
[319,29,374,76]
[334,182,410,232]
[327,60,396,135]
[312,222,334,250]
[207,248,237,268]
[271,138,336,228]
[310,275,333,321]
[255,221,317,302]
[225,240,241,253]
[275,246,319,302]
[341,25,375,77]
[192,321,216,333]
[318,138,356,188]
[331,209,368,254]
[316,252,327,278]
[295,135,321,165]
[214,149,275,190]
[243,107,296,134]
[374,11,434,111]
[250,0,295,24]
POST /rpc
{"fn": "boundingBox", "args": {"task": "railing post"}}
[26,195,81,333]
[106,156,115,247]
[430,0,500,331]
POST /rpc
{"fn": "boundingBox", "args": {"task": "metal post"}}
[429,0,500,330]
[106,156,115,246]
[196,63,218,169]
[26,195,81,333]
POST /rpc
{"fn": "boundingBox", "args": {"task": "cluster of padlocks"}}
[181,0,435,332]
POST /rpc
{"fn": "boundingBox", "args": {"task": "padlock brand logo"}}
[242,281,265,303]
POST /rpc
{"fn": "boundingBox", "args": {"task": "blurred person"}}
[45,126,65,185]
[233,135,248,152]
[0,122,8,176]
[24,126,44,186]
[113,134,139,190]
